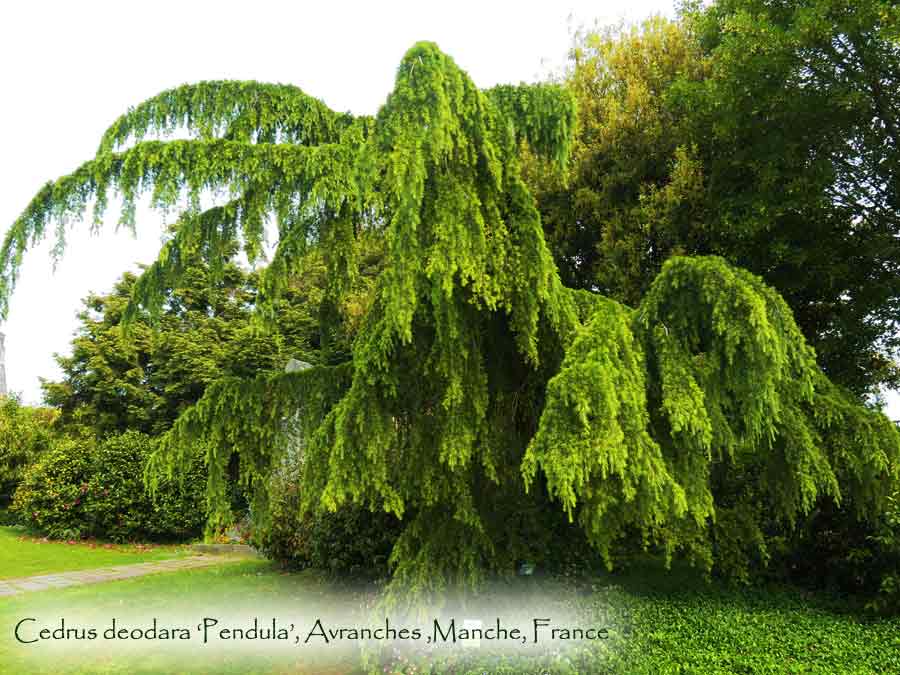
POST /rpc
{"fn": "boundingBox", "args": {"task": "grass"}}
[0,559,365,674]
[0,526,191,579]
[0,554,897,674]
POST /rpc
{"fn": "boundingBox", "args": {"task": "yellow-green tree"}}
[1,42,897,598]
[535,2,900,398]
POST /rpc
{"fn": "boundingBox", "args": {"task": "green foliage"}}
[2,40,898,603]
[148,362,354,531]
[870,490,900,613]
[12,431,205,542]
[537,4,900,397]
[42,251,319,438]
[525,256,900,578]
[86,431,206,542]
[0,395,58,509]
[254,448,401,578]
[774,493,900,615]
[526,7,900,605]
[96,80,356,154]
[11,438,91,540]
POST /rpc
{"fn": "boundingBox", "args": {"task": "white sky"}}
[2,0,898,419]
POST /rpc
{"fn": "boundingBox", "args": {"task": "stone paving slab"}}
[191,543,258,555]
[0,555,240,597]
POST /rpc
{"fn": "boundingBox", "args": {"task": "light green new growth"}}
[2,42,898,596]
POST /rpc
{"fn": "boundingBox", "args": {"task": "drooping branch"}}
[525,256,898,571]
[123,196,251,322]
[523,294,686,566]
[486,83,577,171]
[97,80,356,153]
[0,138,360,318]
[147,363,353,525]
[637,256,818,458]
[812,373,900,521]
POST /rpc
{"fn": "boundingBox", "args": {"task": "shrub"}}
[85,431,207,541]
[767,494,900,615]
[868,491,900,613]
[12,430,206,542]
[253,451,401,578]
[254,451,596,579]
[0,395,58,511]
[11,437,92,539]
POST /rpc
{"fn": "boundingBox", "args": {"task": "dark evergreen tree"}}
[42,252,320,438]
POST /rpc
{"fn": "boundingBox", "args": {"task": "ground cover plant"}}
[0,526,189,579]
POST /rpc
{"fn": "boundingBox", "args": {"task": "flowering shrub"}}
[11,437,91,539]
[12,430,206,542]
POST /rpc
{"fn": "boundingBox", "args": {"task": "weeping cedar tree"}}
[1,43,898,599]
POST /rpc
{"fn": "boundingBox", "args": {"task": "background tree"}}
[528,15,709,304]
[1,41,897,603]
[534,1,900,398]
[42,250,322,438]
[38,246,335,532]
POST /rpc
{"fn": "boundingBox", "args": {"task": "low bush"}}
[12,430,206,542]
[869,491,900,613]
[756,494,900,615]
[254,449,598,580]
[12,437,91,539]
[253,450,401,578]
[0,395,58,511]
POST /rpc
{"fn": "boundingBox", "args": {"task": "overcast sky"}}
[3,1,898,418]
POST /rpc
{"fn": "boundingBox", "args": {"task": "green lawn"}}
[0,559,364,674]
[0,526,190,579]
[0,555,897,674]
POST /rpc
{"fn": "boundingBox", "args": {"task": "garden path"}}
[0,556,243,596]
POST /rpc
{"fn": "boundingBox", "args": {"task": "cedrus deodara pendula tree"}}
[2,43,898,597]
